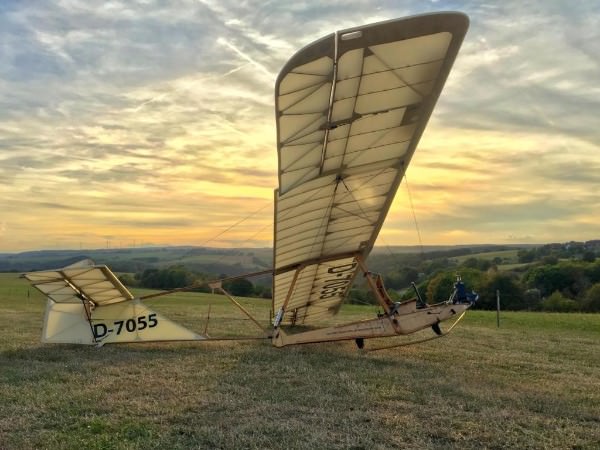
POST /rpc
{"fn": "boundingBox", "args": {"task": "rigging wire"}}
[198,201,272,248]
[342,171,427,302]
[153,177,350,312]
[336,176,392,314]
[404,173,425,260]
[145,201,273,309]
[375,172,426,262]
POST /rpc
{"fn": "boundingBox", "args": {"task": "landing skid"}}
[272,301,469,347]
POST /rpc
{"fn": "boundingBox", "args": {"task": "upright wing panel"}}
[273,13,468,325]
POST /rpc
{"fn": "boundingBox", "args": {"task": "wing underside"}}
[272,13,469,325]
[24,259,134,306]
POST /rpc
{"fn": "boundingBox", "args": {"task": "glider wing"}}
[272,13,469,325]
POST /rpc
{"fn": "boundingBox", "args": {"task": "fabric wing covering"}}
[24,259,204,344]
[272,13,469,325]
[24,259,134,306]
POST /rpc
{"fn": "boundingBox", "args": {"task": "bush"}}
[540,291,579,312]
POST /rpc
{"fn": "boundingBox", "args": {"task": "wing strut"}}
[273,264,303,328]
[209,280,269,334]
[57,268,98,344]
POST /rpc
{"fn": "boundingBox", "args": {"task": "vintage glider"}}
[24,12,475,350]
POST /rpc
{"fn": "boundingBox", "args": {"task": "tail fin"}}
[90,299,205,345]
[42,299,96,345]
[42,297,205,346]
[25,261,205,346]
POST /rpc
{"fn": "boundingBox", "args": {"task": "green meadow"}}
[1,272,599,449]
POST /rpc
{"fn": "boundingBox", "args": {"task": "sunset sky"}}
[1,1,598,252]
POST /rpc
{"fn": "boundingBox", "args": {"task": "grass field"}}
[1,272,599,449]
[450,249,520,264]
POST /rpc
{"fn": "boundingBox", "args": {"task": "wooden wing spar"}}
[24,12,475,350]
[273,12,469,326]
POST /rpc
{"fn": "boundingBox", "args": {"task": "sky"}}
[1,0,599,252]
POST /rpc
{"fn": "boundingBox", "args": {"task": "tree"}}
[582,251,596,263]
[426,272,455,303]
[385,267,420,290]
[523,288,542,311]
[347,288,372,305]
[140,268,160,288]
[524,262,587,298]
[582,283,600,312]
[138,266,194,289]
[478,272,524,310]
[252,284,273,299]
[585,261,600,283]
[462,258,492,271]
[426,269,484,304]
[541,255,559,265]
[223,278,254,297]
[118,273,138,288]
[518,249,536,263]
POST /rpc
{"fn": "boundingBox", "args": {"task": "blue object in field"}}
[453,277,478,304]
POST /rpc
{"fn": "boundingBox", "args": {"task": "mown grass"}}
[1,273,599,449]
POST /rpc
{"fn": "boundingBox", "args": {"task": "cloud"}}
[438,1,600,145]
[0,1,598,251]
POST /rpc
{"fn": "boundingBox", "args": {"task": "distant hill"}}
[0,246,273,274]
[0,244,536,274]
[4,242,598,311]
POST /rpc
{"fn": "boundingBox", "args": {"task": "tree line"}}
[418,260,600,312]
[118,265,272,299]
[348,249,600,313]
[117,242,600,313]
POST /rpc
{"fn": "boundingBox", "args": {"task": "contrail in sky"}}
[217,37,273,78]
